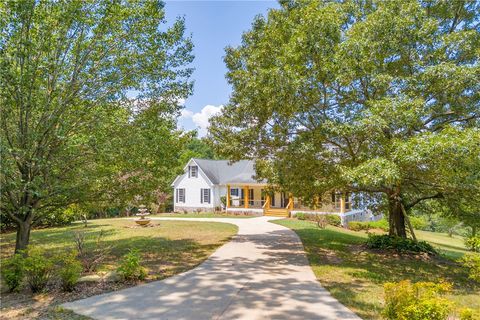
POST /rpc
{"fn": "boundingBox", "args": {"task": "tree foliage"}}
[0,0,193,252]
[210,0,480,238]
[179,134,218,165]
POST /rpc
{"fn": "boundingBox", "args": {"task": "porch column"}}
[226,185,230,208]
[340,193,346,214]
[288,193,294,210]
[244,185,249,208]
[265,194,271,209]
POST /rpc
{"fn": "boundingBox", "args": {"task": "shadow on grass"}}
[273,220,479,312]
[306,226,474,288]
[1,224,229,278]
[0,224,118,257]
[324,280,382,320]
[428,241,468,252]
[88,235,227,279]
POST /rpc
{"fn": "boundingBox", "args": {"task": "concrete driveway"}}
[63,216,360,320]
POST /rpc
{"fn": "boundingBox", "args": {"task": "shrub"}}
[459,308,474,320]
[410,216,428,230]
[312,214,327,229]
[1,253,25,292]
[348,221,370,231]
[383,280,453,320]
[465,236,480,252]
[460,253,480,283]
[296,213,342,227]
[57,252,83,291]
[325,214,341,227]
[348,220,389,232]
[117,249,147,281]
[73,230,111,272]
[369,219,389,231]
[366,234,437,255]
[220,195,227,208]
[295,212,306,220]
[23,247,54,293]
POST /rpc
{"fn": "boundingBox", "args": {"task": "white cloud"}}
[180,109,193,118]
[179,105,223,137]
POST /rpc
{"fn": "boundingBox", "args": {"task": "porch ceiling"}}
[223,183,269,187]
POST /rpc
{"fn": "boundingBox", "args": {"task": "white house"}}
[171,158,379,222]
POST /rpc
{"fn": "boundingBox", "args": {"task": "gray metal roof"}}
[193,158,262,184]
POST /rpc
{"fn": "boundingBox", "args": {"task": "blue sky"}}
[164,0,279,136]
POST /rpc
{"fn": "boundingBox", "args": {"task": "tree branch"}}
[405,192,443,210]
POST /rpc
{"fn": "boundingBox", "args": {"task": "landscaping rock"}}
[104,271,122,282]
[78,275,102,283]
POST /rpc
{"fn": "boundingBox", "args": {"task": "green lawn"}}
[149,212,255,219]
[415,229,468,259]
[273,219,479,320]
[0,218,238,319]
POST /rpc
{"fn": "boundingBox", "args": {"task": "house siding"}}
[173,166,214,212]
[172,159,230,212]
[171,158,363,217]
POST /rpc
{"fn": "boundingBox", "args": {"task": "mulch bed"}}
[0,279,144,319]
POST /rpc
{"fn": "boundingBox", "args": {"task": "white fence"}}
[291,209,383,227]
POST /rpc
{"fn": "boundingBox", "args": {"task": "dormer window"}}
[189,165,198,178]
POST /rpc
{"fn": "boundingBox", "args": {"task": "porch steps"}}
[264,208,290,217]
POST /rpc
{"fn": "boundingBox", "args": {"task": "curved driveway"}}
[63,216,360,320]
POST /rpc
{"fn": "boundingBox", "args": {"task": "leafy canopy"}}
[210,0,480,235]
[0,0,193,250]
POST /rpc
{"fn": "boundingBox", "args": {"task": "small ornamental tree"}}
[209,0,480,238]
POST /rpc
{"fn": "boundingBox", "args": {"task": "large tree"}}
[209,0,480,238]
[0,0,193,252]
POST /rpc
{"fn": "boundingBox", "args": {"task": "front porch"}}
[225,185,351,217]
[225,184,292,217]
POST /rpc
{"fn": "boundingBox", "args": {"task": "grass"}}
[273,219,480,320]
[415,229,467,259]
[149,212,254,219]
[0,218,238,319]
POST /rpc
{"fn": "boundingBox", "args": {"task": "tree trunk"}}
[15,221,31,253]
[388,198,407,238]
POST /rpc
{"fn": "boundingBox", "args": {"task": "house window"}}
[345,192,351,210]
[230,188,239,197]
[249,189,254,206]
[332,192,341,209]
[332,192,350,210]
[176,188,185,203]
[201,188,210,204]
[189,165,198,178]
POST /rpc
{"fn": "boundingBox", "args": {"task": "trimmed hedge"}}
[295,213,341,226]
[348,220,389,231]
[325,214,341,227]
[348,221,369,231]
